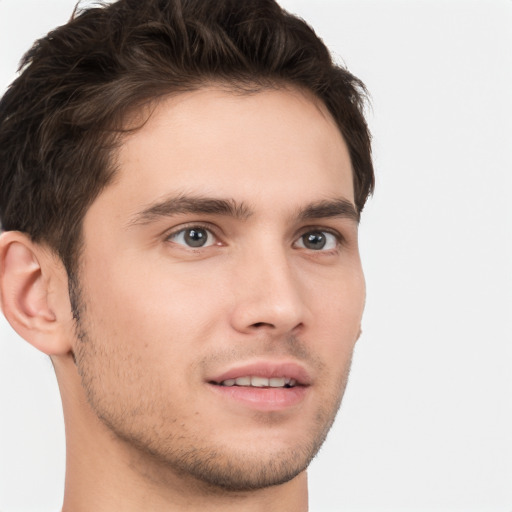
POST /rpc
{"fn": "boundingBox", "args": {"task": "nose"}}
[229,247,308,336]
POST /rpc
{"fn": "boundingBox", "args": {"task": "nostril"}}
[251,322,274,329]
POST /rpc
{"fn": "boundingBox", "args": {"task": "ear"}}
[0,231,73,355]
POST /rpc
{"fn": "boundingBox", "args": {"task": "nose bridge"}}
[230,238,306,334]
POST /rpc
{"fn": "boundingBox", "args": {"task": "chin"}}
[162,444,316,493]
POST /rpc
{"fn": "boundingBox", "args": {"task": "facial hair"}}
[68,274,353,493]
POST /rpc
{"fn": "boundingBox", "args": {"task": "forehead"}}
[92,86,354,221]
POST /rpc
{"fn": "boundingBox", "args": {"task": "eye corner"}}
[294,228,342,252]
[165,224,220,249]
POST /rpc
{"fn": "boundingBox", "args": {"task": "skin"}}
[0,86,365,511]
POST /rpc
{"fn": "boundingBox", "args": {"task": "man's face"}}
[73,87,365,491]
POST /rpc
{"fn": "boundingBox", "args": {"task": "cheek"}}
[75,267,203,409]
[308,267,365,353]
[80,256,225,359]
[309,262,365,316]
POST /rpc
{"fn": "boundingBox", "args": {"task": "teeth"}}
[251,376,268,387]
[219,376,296,388]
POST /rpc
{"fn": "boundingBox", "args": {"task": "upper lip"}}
[208,360,312,386]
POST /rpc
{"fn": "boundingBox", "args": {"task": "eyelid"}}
[295,226,345,244]
[162,222,346,250]
[164,222,222,246]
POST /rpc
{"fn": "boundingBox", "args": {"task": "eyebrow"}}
[297,198,360,223]
[127,194,359,227]
[127,194,253,226]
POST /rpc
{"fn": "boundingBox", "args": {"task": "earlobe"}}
[0,231,72,355]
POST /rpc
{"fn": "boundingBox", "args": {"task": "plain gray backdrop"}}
[1,1,511,511]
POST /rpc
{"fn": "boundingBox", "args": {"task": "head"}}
[0,0,374,496]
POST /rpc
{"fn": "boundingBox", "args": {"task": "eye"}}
[167,226,217,248]
[295,230,339,251]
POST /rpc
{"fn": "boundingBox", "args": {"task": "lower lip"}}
[207,383,308,411]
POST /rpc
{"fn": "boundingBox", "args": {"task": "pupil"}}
[303,232,326,250]
[185,228,207,247]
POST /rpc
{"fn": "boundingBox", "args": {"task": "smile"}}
[207,361,310,411]
[216,376,297,388]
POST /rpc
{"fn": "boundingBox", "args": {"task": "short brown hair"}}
[0,0,374,274]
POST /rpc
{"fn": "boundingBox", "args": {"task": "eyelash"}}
[295,227,345,252]
[164,223,345,252]
[165,222,221,248]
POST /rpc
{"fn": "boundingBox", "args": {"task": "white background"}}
[1,1,511,511]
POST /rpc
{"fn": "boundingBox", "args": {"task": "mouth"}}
[210,376,298,388]
[206,362,310,411]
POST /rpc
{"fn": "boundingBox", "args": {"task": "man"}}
[0,0,374,510]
